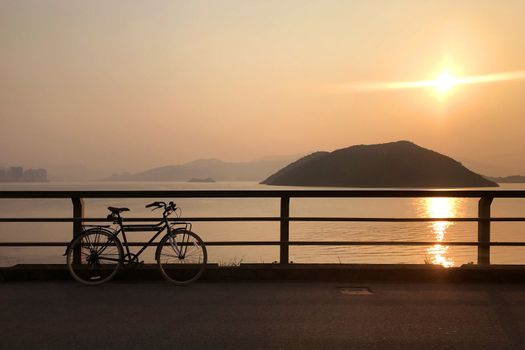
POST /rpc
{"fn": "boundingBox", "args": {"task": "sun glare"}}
[433,72,457,93]
[339,69,525,96]
[422,197,460,268]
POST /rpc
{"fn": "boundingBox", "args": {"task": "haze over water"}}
[1,182,524,267]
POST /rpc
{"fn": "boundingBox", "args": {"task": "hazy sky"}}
[1,0,525,178]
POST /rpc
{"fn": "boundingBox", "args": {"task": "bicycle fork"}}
[168,232,194,258]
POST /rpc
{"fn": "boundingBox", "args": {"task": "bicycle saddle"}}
[108,207,130,214]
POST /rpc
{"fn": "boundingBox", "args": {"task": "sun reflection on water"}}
[423,198,460,268]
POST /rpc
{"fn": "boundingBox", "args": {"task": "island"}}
[261,141,498,188]
[188,177,216,183]
[486,175,525,183]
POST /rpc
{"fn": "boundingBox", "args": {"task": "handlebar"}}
[145,201,177,213]
[145,201,163,208]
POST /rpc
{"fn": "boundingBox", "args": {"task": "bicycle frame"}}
[95,216,192,263]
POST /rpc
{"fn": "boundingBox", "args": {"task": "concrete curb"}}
[2,263,525,283]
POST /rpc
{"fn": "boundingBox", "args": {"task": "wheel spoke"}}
[161,252,181,259]
[97,256,121,262]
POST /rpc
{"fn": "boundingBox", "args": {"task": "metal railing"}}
[1,189,525,265]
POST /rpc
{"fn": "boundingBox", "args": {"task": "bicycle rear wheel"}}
[156,230,207,285]
[66,229,123,285]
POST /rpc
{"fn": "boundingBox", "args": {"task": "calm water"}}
[1,182,525,266]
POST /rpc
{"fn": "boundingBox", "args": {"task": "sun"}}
[433,72,457,93]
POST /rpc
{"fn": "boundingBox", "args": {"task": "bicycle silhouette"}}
[65,201,207,285]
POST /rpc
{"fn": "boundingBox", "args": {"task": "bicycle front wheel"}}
[156,230,207,285]
[66,229,123,286]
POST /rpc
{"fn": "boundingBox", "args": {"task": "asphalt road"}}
[1,281,525,350]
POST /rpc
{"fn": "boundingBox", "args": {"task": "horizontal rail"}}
[1,189,525,265]
[0,217,280,223]
[2,241,525,247]
[1,217,525,223]
[292,217,525,222]
[1,189,525,198]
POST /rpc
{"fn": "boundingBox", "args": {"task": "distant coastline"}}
[487,175,525,184]
[104,157,297,182]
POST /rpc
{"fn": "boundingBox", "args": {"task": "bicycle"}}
[64,201,207,286]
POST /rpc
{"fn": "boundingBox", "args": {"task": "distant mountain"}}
[105,156,299,182]
[487,175,525,183]
[262,141,498,188]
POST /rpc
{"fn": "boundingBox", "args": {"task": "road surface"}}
[1,281,524,349]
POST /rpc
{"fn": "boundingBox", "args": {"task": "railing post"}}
[71,197,84,264]
[477,196,493,265]
[280,195,290,264]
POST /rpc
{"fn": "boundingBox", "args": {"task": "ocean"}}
[1,181,524,267]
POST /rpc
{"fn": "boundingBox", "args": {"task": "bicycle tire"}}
[66,228,123,286]
[156,229,207,285]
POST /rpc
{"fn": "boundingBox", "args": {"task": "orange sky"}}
[1,0,525,178]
